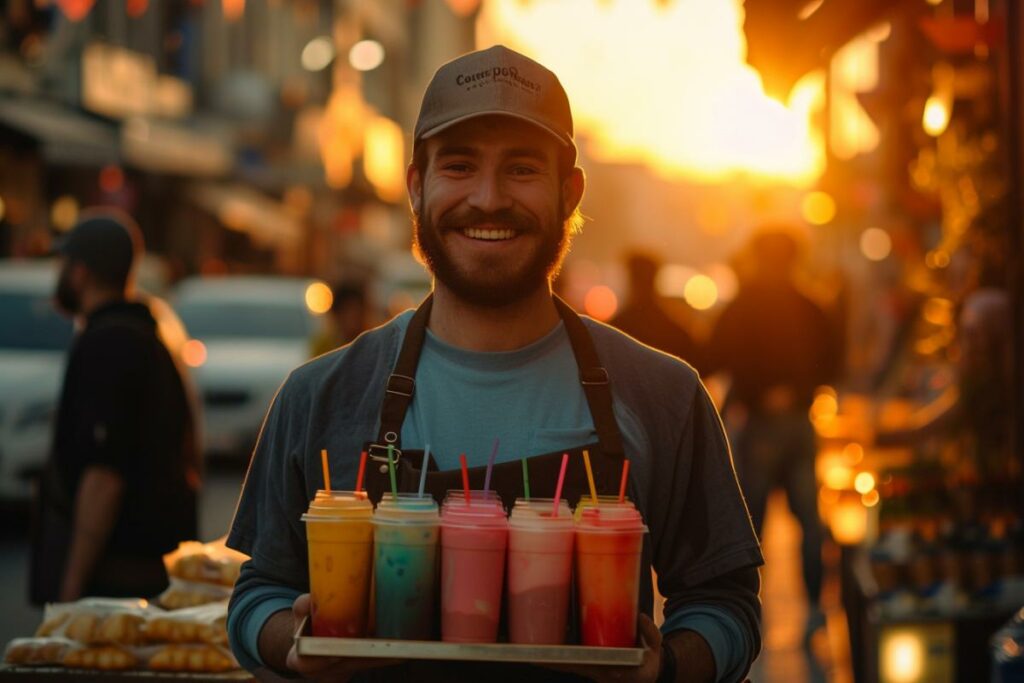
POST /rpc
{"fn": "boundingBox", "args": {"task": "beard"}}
[413,202,572,308]
[55,262,81,315]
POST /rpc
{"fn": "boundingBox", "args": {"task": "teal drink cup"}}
[372,493,440,639]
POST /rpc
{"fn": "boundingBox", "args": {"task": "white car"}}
[173,276,326,459]
[0,260,191,502]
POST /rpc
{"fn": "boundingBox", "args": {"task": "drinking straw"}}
[483,437,499,493]
[582,449,598,506]
[320,449,331,491]
[386,444,398,498]
[459,453,471,504]
[521,458,531,501]
[618,459,631,504]
[418,444,431,498]
[552,453,569,517]
[355,450,367,493]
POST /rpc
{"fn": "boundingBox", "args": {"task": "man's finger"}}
[293,593,311,618]
[638,614,662,650]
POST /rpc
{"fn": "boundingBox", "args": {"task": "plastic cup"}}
[302,490,374,637]
[440,495,509,643]
[575,505,648,647]
[573,495,636,521]
[372,493,440,640]
[507,498,574,644]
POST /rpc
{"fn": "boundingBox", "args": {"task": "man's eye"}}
[511,165,539,176]
[442,163,471,173]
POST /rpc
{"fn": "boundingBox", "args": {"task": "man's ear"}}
[561,166,585,220]
[406,162,423,217]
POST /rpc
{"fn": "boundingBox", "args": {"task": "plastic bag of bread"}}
[4,637,79,666]
[144,602,228,645]
[61,644,137,670]
[36,598,152,646]
[155,577,233,610]
[147,643,239,673]
[163,538,247,588]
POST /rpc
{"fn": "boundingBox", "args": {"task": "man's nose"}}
[466,170,513,213]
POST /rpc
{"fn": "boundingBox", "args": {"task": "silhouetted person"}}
[705,226,841,642]
[611,251,704,371]
[31,209,199,604]
[310,281,372,357]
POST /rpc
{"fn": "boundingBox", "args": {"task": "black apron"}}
[360,295,634,683]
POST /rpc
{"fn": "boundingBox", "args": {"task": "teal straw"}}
[386,444,398,498]
[521,458,531,501]
[418,444,431,498]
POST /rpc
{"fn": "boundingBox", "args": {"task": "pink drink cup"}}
[440,497,509,643]
[507,499,574,644]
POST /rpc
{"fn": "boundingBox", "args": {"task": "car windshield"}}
[0,292,74,351]
[177,300,310,340]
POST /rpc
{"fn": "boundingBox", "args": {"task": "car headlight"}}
[15,401,55,433]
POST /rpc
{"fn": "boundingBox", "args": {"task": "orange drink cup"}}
[507,498,574,644]
[575,505,648,647]
[302,490,374,637]
[440,494,509,643]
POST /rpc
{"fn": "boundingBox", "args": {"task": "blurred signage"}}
[82,42,193,119]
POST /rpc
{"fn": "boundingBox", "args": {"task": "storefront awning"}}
[189,183,303,249]
[0,97,119,166]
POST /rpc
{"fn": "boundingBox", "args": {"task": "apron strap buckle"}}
[386,373,415,398]
[367,443,402,466]
[580,367,609,385]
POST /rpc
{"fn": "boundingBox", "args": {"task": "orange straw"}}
[459,453,471,504]
[618,459,631,504]
[582,449,598,506]
[355,450,367,492]
[552,453,569,517]
[321,449,331,491]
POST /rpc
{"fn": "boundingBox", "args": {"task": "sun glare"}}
[477,0,825,185]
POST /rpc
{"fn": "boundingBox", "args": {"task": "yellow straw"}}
[582,449,598,506]
[320,449,331,491]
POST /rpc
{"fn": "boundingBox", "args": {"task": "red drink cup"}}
[440,495,509,643]
[575,505,648,647]
[507,498,574,644]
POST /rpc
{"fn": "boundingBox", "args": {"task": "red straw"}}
[459,453,471,504]
[355,450,367,492]
[552,453,569,517]
[618,459,631,504]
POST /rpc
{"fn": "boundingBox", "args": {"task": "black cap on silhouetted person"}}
[55,209,142,289]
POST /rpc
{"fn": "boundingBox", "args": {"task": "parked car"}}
[0,259,191,502]
[172,276,327,459]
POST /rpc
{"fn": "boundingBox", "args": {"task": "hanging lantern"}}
[57,0,96,22]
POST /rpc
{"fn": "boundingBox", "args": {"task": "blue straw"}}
[483,437,500,493]
[418,444,431,498]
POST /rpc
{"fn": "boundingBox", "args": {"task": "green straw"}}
[386,444,398,498]
[521,458,531,500]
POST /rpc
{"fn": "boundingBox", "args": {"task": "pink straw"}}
[355,450,367,492]
[552,453,569,517]
[459,453,471,505]
[618,459,631,504]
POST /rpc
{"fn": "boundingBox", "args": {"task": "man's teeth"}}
[463,228,516,241]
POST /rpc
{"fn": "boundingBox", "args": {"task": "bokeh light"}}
[881,631,925,683]
[305,282,334,315]
[99,165,125,194]
[182,339,207,368]
[51,196,80,232]
[655,264,697,299]
[860,227,892,261]
[862,490,880,507]
[584,285,618,321]
[801,191,836,225]
[854,472,876,495]
[683,275,718,310]
[301,37,335,72]
[923,96,951,137]
[349,40,385,72]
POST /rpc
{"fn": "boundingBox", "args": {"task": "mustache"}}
[436,208,536,233]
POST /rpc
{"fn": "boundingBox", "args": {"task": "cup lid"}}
[510,499,574,529]
[375,493,439,523]
[304,490,373,519]
[575,506,647,532]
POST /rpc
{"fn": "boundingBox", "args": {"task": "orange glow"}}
[683,275,718,310]
[99,165,125,194]
[862,490,880,507]
[126,0,148,18]
[57,0,96,22]
[854,472,876,495]
[842,442,865,465]
[478,0,824,185]
[305,282,333,315]
[810,392,839,422]
[829,31,883,160]
[319,85,368,189]
[831,496,868,545]
[860,227,892,261]
[824,463,854,490]
[923,297,954,326]
[363,116,405,202]
[51,196,79,232]
[222,0,245,22]
[801,191,836,225]
[584,285,619,321]
[182,339,207,368]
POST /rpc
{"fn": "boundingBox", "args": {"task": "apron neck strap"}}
[374,293,625,459]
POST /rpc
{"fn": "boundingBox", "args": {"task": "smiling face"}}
[408,115,584,308]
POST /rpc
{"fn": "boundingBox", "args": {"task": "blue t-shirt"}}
[402,321,595,470]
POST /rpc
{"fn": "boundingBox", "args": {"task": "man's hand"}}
[545,614,663,683]
[279,594,402,682]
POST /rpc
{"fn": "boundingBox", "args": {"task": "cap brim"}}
[418,110,574,150]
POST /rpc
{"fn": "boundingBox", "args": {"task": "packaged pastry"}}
[144,602,228,645]
[155,577,232,610]
[62,644,137,670]
[36,598,151,646]
[148,644,238,672]
[163,538,246,588]
[3,637,78,666]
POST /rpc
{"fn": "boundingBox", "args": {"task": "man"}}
[611,251,704,372]
[227,45,762,683]
[705,227,841,645]
[31,210,200,603]
[310,281,372,357]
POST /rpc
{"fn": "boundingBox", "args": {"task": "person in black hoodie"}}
[31,209,200,604]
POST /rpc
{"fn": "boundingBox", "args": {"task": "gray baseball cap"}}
[414,45,576,159]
